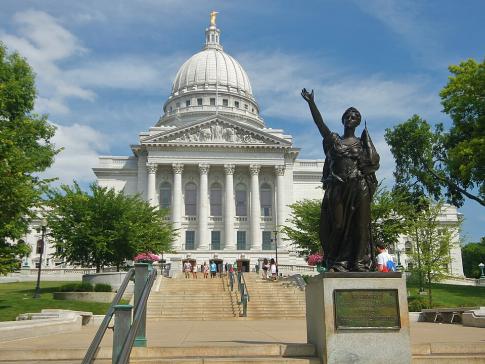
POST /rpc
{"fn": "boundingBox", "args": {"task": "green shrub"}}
[407,296,430,312]
[58,282,94,292]
[94,283,112,292]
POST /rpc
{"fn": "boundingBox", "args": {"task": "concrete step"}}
[0,344,318,363]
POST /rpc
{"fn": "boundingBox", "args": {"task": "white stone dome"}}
[171,49,253,97]
[158,19,263,128]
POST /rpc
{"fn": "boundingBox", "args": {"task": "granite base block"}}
[306,272,411,364]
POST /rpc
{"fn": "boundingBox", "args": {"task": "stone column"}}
[198,164,210,250]
[146,163,157,207]
[172,163,184,251]
[275,165,286,246]
[224,164,235,250]
[249,164,261,250]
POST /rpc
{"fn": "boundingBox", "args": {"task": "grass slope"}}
[0,281,112,322]
[407,282,485,307]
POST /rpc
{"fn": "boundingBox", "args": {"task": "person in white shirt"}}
[376,243,394,272]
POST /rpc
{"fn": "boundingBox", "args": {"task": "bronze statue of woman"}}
[301,88,380,272]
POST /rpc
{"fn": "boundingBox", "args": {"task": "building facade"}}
[93,17,323,270]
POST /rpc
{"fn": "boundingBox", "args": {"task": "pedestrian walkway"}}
[1,320,484,349]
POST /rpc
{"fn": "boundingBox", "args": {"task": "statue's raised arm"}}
[301,89,331,139]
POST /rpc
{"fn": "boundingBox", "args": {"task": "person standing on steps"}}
[270,258,278,281]
[210,261,217,278]
[262,258,269,280]
[203,262,209,278]
[184,261,192,279]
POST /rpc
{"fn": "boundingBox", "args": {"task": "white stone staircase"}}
[147,274,238,320]
[242,273,306,319]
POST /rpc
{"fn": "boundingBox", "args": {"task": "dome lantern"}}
[204,11,223,51]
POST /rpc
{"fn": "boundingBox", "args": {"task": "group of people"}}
[261,258,278,280]
[183,261,218,279]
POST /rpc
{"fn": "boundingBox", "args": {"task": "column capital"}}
[275,165,286,176]
[249,164,261,176]
[199,163,210,175]
[224,164,235,175]
[146,163,157,174]
[172,163,184,174]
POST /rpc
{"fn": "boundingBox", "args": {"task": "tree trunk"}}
[427,270,432,307]
[415,228,424,292]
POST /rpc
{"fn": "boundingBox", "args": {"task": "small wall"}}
[53,292,116,303]
[82,272,133,292]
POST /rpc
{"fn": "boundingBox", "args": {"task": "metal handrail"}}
[82,268,135,364]
[116,268,157,364]
[237,272,250,317]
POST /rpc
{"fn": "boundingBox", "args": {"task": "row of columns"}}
[145,163,286,251]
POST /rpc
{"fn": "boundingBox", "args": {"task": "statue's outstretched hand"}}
[301,88,314,103]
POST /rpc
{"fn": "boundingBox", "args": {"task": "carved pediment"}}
[141,117,291,147]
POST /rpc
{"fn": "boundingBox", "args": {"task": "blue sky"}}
[1,0,483,242]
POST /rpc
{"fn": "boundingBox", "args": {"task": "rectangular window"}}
[237,231,246,250]
[176,102,180,108]
[210,189,222,216]
[235,191,247,216]
[197,98,203,106]
[211,231,221,250]
[244,104,248,109]
[262,231,273,250]
[234,101,240,108]
[222,99,228,106]
[185,231,195,250]
[210,98,216,106]
[185,99,190,107]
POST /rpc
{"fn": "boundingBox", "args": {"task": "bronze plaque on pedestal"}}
[334,289,400,330]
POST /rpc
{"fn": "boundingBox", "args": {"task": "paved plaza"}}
[0,320,484,350]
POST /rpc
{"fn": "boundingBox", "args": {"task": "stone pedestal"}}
[306,272,411,364]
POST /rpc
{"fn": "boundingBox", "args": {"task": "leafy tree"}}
[370,186,412,252]
[461,237,485,278]
[282,189,412,261]
[0,43,59,274]
[281,199,321,257]
[0,240,31,275]
[385,58,485,207]
[47,183,175,272]
[405,199,458,306]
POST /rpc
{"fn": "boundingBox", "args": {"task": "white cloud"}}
[42,123,109,185]
[1,10,94,114]
[238,50,440,127]
[353,0,451,68]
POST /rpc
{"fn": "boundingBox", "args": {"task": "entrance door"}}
[236,259,250,272]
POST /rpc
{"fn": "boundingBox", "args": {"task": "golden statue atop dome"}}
[210,11,218,26]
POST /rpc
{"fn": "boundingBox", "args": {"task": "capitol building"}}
[88,15,464,276]
[93,15,324,270]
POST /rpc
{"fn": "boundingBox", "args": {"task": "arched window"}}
[235,183,247,216]
[260,183,272,217]
[185,182,197,216]
[159,182,172,209]
[405,241,413,254]
[210,183,222,216]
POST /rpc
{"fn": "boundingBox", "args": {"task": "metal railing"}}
[82,268,135,364]
[82,264,157,364]
[237,272,250,317]
[115,267,157,364]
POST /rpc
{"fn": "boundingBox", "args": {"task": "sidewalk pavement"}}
[0,320,484,350]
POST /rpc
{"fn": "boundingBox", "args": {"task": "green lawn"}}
[0,281,113,322]
[407,282,485,308]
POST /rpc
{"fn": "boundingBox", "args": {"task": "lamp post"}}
[33,218,47,299]
[273,230,278,274]
[479,263,485,278]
